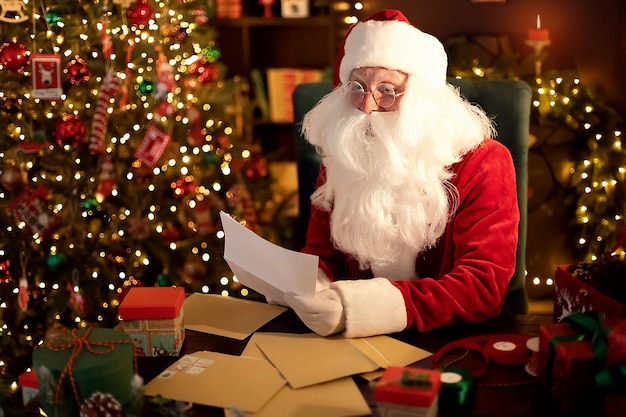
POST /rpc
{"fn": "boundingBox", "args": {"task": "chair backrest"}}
[292,78,532,314]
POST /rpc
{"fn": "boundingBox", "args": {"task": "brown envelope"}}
[183,293,286,340]
[252,333,379,389]
[347,336,432,381]
[228,333,371,417]
[143,351,286,413]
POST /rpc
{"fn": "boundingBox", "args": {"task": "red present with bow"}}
[536,312,610,415]
[597,319,626,417]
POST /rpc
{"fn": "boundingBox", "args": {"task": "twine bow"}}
[40,327,137,406]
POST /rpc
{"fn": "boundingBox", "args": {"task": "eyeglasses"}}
[343,80,405,109]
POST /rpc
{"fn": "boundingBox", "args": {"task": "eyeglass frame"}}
[342,80,406,109]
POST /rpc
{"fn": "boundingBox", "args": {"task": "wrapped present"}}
[597,319,626,417]
[118,286,185,357]
[536,312,607,415]
[32,327,136,416]
[373,366,441,417]
[553,264,626,322]
[17,369,38,406]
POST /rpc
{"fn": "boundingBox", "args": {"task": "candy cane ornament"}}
[89,73,121,155]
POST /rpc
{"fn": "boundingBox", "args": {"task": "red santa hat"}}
[333,9,448,87]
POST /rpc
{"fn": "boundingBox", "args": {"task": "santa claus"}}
[282,9,520,338]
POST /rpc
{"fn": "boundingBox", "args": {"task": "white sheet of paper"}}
[220,211,318,300]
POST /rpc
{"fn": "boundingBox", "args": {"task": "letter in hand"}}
[283,289,346,336]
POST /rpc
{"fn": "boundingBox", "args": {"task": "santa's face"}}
[344,67,407,113]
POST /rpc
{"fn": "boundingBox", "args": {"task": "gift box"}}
[32,327,136,416]
[553,264,626,323]
[598,319,626,417]
[373,366,441,417]
[118,286,185,357]
[536,312,605,415]
[17,369,38,406]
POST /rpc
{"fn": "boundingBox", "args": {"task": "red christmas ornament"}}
[0,42,29,72]
[0,164,26,193]
[189,59,218,85]
[65,57,91,85]
[55,114,86,147]
[127,0,154,27]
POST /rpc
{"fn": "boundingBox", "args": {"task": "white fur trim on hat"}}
[339,19,448,85]
[331,277,407,338]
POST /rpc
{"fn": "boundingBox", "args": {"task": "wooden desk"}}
[138,311,558,417]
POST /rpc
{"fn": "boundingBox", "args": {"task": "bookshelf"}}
[212,13,342,160]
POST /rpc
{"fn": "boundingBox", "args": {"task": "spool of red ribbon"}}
[483,339,530,365]
[432,333,531,379]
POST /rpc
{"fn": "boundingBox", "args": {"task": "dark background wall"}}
[361,0,626,117]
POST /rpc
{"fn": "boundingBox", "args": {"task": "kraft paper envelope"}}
[348,336,432,381]
[252,332,379,389]
[220,211,317,301]
[223,377,370,417]
[229,333,371,417]
[143,351,286,413]
[183,293,287,340]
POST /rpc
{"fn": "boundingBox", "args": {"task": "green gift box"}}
[33,327,136,416]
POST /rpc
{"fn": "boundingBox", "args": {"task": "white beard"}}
[302,77,493,272]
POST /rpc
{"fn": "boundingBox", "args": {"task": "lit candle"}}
[527,14,550,41]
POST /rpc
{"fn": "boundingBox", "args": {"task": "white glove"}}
[283,289,346,336]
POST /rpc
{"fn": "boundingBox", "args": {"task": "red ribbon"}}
[432,333,531,380]
[39,327,137,406]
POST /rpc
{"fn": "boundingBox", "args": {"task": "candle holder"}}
[525,39,551,77]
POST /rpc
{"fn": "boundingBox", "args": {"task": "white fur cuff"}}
[331,277,407,338]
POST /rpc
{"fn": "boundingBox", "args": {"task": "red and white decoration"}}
[9,185,60,239]
[95,155,116,201]
[133,125,170,168]
[31,54,62,100]
[89,72,121,155]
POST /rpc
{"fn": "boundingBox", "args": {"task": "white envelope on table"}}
[220,211,318,301]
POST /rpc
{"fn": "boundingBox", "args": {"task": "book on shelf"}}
[264,67,328,123]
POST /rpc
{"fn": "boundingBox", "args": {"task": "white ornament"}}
[0,0,28,23]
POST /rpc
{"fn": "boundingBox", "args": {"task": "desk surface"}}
[139,311,558,417]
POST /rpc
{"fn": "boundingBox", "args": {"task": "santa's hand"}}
[284,289,346,336]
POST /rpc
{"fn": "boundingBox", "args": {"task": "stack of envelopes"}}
[144,294,432,416]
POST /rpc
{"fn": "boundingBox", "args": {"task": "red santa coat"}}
[302,139,519,337]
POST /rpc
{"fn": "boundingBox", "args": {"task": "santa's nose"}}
[360,93,379,114]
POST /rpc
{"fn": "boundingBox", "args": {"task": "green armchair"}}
[292,78,532,315]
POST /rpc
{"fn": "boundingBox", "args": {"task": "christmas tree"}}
[0,0,276,377]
